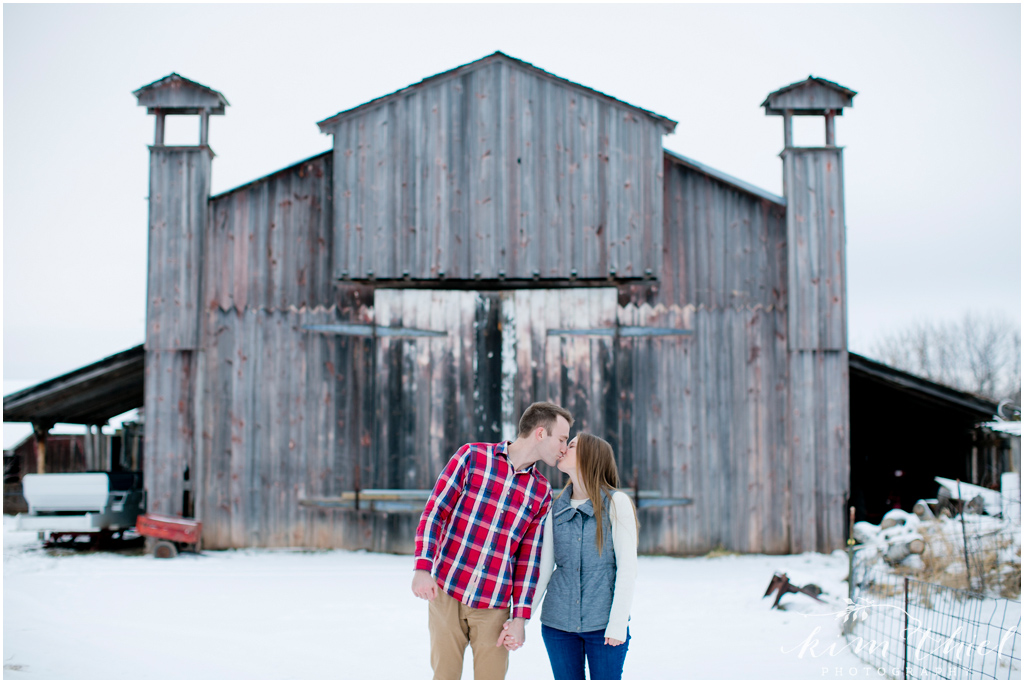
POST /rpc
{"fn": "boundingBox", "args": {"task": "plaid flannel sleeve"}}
[509,488,552,619]
[414,444,471,572]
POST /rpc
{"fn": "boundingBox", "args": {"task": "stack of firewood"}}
[853,508,927,568]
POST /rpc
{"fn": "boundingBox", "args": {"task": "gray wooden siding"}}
[143,349,195,517]
[614,303,791,554]
[206,154,333,313]
[783,148,845,350]
[326,59,665,281]
[147,147,211,350]
[788,349,849,552]
[662,158,787,309]
[198,305,373,549]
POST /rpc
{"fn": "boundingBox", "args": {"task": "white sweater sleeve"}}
[529,510,555,618]
[605,491,638,642]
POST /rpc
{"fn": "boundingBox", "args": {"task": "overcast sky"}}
[4,4,1021,390]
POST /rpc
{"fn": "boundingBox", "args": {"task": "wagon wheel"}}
[153,541,178,559]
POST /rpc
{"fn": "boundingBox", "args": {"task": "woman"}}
[530,433,639,680]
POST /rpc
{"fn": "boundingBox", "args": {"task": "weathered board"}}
[324,56,668,282]
[206,154,333,313]
[782,148,845,351]
[147,147,211,351]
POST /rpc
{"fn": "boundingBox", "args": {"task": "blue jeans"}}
[541,624,630,680]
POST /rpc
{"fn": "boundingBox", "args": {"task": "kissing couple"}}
[411,402,639,680]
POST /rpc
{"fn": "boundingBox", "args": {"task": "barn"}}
[10,53,881,554]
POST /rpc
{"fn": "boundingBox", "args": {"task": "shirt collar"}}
[496,440,535,474]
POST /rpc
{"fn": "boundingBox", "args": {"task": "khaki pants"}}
[428,588,510,680]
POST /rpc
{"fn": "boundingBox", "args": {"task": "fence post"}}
[845,506,856,636]
[956,479,974,590]
[902,576,910,680]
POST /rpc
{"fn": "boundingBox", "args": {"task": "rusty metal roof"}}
[3,345,144,426]
[317,51,677,133]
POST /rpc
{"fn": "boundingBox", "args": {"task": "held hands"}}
[411,570,439,601]
[496,618,527,651]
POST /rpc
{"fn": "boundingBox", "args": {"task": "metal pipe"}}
[783,110,793,148]
[902,577,909,680]
[825,111,835,146]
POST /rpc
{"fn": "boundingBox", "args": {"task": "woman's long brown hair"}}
[559,433,639,555]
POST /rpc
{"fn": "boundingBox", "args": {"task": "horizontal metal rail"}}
[547,327,692,337]
[302,324,447,338]
[299,490,692,512]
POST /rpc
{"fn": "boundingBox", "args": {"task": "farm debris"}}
[763,571,825,609]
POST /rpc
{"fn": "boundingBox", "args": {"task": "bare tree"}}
[871,312,1021,403]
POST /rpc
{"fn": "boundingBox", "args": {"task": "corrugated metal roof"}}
[316,51,677,133]
[663,149,786,206]
[3,345,145,425]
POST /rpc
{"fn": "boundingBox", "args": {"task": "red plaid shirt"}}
[415,441,552,619]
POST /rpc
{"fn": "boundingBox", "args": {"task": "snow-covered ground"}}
[6,516,882,680]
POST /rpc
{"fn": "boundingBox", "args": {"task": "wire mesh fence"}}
[845,546,1021,680]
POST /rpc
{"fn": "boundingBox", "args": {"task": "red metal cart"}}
[136,514,202,558]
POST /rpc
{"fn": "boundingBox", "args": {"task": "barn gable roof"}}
[316,51,677,133]
[133,73,229,114]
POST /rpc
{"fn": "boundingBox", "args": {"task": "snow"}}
[934,478,1004,515]
[4,516,878,680]
[980,421,1022,437]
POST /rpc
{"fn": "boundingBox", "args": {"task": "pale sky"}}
[3,4,1021,394]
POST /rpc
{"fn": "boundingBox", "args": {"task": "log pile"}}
[853,507,928,568]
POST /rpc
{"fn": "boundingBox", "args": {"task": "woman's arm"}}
[605,490,638,643]
[529,510,555,615]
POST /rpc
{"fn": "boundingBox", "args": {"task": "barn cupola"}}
[762,75,855,149]
[133,74,228,520]
[133,73,228,147]
[764,76,856,553]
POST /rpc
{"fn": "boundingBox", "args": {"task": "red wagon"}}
[136,514,202,558]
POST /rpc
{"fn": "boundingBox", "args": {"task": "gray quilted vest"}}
[539,491,616,633]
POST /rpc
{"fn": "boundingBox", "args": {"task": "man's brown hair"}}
[518,401,574,438]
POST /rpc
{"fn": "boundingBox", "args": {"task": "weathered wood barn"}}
[130,53,855,554]
[6,53,1011,554]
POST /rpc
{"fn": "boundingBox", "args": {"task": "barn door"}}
[363,288,625,489]
[370,289,504,490]
[507,289,620,484]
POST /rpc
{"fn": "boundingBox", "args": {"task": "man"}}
[412,402,573,680]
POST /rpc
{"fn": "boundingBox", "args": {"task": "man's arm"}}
[414,445,471,573]
[508,491,552,620]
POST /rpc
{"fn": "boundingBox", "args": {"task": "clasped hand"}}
[496,618,526,651]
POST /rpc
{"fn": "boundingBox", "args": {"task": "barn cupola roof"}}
[761,76,856,116]
[763,75,856,148]
[133,73,229,114]
[134,73,228,147]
